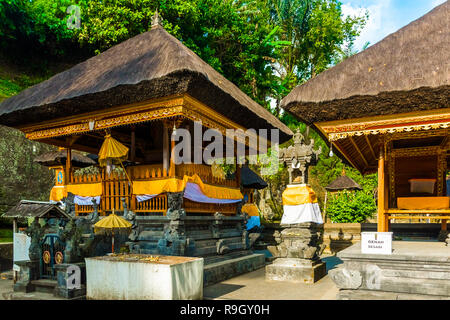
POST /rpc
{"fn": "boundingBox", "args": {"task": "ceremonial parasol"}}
[94,209,132,253]
[98,134,132,188]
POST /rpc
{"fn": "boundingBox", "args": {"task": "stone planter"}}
[86,254,204,300]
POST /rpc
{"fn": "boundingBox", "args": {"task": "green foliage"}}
[0,0,371,221]
[75,0,277,105]
[266,0,367,115]
[0,126,55,215]
[326,191,376,223]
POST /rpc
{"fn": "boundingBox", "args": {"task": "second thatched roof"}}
[325,175,362,192]
[280,1,449,125]
[34,150,96,168]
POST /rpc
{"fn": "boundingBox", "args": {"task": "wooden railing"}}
[70,163,239,215]
[135,194,167,213]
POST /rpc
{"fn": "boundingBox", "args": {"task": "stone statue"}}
[75,198,99,233]
[279,129,322,184]
[122,197,139,241]
[59,219,82,263]
[62,193,76,217]
[25,218,45,261]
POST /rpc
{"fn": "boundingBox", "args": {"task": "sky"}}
[341,0,447,51]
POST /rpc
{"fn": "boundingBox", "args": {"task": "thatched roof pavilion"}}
[280,2,450,232]
[281,1,449,126]
[3,200,71,219]
[34,150,96,168]
[280,2,449,174]
[0,17,292,143]
[325,175,362,192]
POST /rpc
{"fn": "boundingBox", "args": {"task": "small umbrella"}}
[98,134,132,190]
[94,209,132,253]
[98,134,129,167]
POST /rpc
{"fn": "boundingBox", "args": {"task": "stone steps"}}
[31,279,57,294]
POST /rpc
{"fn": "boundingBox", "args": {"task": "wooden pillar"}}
[130,125,136,162]
[65,146,72,185]
[169,125,176,177]
[234,142,241,188]
[442,219,447,231]
[377,147,386,232]
[163,123,169,175]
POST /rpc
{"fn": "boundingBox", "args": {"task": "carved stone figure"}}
[62,193,76,217]
[75,198,99,233]
[59,219,82,263]
[167,192,184,211]
[279,128,322,184]
[25,218,44,261]
[123,197,139,241]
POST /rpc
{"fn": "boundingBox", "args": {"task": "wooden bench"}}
[385,209,450,230]
[386,209,450,220]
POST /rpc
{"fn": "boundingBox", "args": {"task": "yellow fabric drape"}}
[241,203,259,216]
[282,184,318,206]
[133,174,243,200]
[50,186,67,202]
[50,183,102,201]
[94,213,131,234]
[66,183,103,197]
[98,134,129,166]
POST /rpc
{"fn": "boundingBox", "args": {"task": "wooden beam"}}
[130,126,136,162]
[333,140,363,173]
[365,135,377,163]
[349,136,369,168]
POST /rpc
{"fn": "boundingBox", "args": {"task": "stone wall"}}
[0,242,13,272]
[323,223,361,255]
[260,223,448,256]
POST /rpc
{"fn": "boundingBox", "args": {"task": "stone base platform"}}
[203,251,265,287]
[329,241,450,300]
[265,258,326,284]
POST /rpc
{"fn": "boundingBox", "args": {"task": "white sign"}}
[13,232,31,271]
[361,232,393,255]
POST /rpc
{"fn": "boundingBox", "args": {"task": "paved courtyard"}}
[204,255,341,300]
[0,255,342,300]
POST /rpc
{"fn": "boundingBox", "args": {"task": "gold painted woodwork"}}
[316,108,450,141]
[19,94,268,148]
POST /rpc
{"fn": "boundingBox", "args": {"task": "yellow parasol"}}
[98,134,132,189]
[94,209,132,253]
[98,134,129,166]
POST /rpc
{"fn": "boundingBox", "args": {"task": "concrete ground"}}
[203,255,342,300]
[0,255,343,300]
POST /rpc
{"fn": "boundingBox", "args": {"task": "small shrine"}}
[266,130,326,283]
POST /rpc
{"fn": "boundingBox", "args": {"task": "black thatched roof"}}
[0,23,292,143]
[34,150,96,168]
[3,200,71,219]
[241,165,268,189]
[280,1,449,125]
[325,175,362,191]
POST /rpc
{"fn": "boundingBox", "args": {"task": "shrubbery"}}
[326,191,376,223]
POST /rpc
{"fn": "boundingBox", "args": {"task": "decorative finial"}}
[151,9,163,27]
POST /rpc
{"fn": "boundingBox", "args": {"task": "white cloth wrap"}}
[281,202,323,224]
[136,182,242,204]
[183,182,242,204]
[136,194,158,203]
[74,195,101,206]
